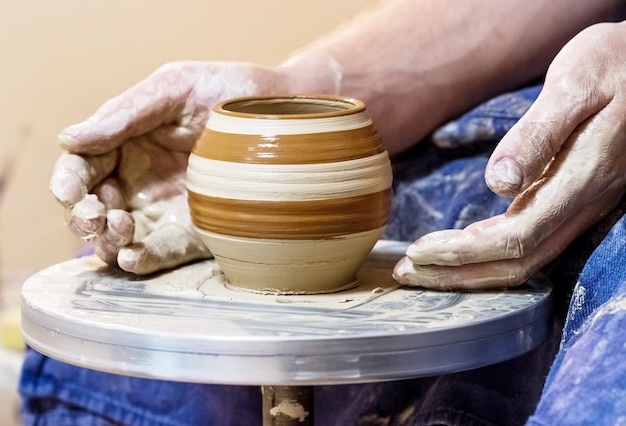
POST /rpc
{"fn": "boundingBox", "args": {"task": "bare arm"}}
[280,0,625,155]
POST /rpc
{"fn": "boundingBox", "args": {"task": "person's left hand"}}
[393,21,626,290]
[49,61,294,274]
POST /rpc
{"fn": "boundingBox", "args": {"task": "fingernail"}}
[73,194,106,219]
[487,159,523,192]
[406,243,458,264]
[58,116,101,149]
[68,196,106,240]
[58,123,84,147]
[392,257,414,284]
[406,242,426,259]
[118,247,160,275]
[117,247,142,271]
[50,170,87,205]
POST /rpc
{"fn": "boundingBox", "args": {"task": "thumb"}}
[59,63,194,155]
[117,224,211,274]
[485,77,601,197]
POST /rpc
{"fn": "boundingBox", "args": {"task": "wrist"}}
[277,50,343,95]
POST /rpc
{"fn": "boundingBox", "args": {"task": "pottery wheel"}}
[21,241,552,386]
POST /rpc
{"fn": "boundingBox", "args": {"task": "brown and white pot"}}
[187,95,392,294]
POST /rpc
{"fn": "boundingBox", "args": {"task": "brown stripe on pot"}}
[188,188,392,239]
[192,127,385,164]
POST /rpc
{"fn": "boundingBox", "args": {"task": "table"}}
[21,241,552,425]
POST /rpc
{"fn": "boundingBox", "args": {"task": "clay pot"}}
[186,95,392,294]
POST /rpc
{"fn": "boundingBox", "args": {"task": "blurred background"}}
[0,1,379,424]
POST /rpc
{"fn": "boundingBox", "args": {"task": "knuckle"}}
[457,249,478,265]
[505,231,525,259]
[504,262,528,287]
[516,122,560,159]
[505,228,541,259]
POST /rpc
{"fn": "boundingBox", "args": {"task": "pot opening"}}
[222,96,359,117]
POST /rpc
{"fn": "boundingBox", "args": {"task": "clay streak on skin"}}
[269,400,309,422]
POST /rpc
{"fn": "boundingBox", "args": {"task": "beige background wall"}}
[0,0,380,277]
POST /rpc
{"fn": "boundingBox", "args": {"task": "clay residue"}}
[139,258,399,310]
[269,400,309,422]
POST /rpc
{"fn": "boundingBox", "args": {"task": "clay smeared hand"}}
[394,22,626,290]
[50,61,292,274]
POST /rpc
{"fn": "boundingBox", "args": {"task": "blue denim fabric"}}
[527,211,626,426]
[20,85,626,425]
[431,84,542,149]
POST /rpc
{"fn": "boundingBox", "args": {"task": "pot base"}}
[195,227,385,295]
[223,278,359,296]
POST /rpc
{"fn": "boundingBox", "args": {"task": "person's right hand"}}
[50,58,340,275]
[393,21,626,290]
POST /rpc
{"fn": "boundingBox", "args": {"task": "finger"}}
[404,214,528,266]
[485,78,605,197]
[395,192,622,289]
[393,255,533,290]
[50,151,118,205]
[410,110,622,266]
[66,194,107,240]
[94,210,135,266]
[116,224,211,275]
[58,65,193,155]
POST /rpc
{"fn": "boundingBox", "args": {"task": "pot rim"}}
[213,94,365,119]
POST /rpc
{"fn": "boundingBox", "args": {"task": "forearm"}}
[279,0,625,155]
